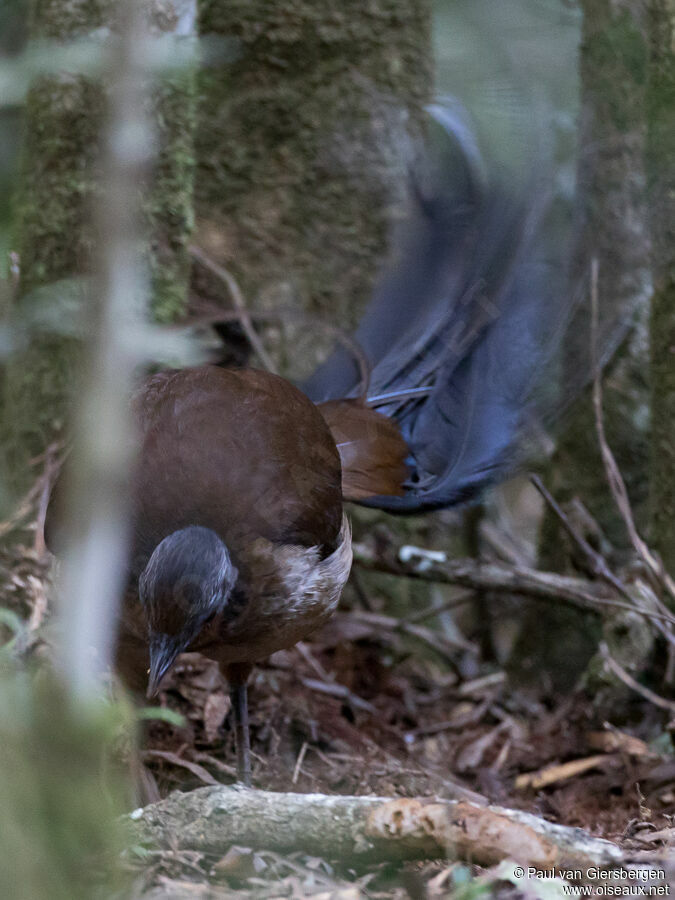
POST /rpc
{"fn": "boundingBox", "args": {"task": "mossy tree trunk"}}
[511,0,651,691]
[1,0,196,499]
[647,0,675,581]
[196,0,432,343]
[543,0,651,562]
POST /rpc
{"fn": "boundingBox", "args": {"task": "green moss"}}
[145,68,197,323]
[194,1,434,616]
[15,76,102,294]
[196,0,432,332]
[28,0,112,38]
[3,3,196,496]
[3,73,100,492]
[581,8,647,132]
[528,0,651,688]
[0,670,130,899]
[649,272,675,576]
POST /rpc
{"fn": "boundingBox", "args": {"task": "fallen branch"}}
[128,785,623,874]
[352,542,675,627]
[352,542,601,608]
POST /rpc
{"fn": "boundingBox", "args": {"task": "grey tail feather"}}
[303,100,572,512]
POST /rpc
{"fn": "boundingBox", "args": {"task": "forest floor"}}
[131,622,675,898]
[2,457,674,898]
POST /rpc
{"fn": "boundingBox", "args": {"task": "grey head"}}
[139,525,238,697]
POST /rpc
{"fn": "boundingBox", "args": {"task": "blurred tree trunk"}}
[647,0,675,581]
[1,0,196,498]
[511,0,651,691]
[195,0,432,357]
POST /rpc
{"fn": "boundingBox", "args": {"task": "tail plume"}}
[305,101,571,512]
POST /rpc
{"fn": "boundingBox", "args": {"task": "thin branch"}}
[402,591,474,624]
[599,642,675,714]
[590,257,675,606]
[142,749,219,787]
[348,608,477,657]
[190,244,278,375]
[55,0,159,698]
[530,473,633,602]
[300,677,376,714]
[351,542,675,631]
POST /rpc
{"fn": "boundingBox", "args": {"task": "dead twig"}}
[188,751,237,779]
[141,749,220,787]
[515,754,614,791]
[401,591,473,625]
[291,740,309,785]
[352,542,675,628]
[530,473,633,603]
[300,677,376,714]
[0,440,64,542]
[348,608,477,657]
[190,245,278,375]
[598,642,675,714]
[590,258,675,607]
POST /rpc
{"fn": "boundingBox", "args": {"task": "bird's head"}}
[139,526,238,697]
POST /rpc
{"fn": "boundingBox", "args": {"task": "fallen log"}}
[128,786,623,872]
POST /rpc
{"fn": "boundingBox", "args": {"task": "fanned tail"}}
[305,100,571,511]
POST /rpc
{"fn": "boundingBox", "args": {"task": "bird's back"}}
[131,366,344,575]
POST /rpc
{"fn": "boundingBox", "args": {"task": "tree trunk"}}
[647,0,675,581]
[513,0,651,691]
[195,0,432,341]
[1,0,197,497]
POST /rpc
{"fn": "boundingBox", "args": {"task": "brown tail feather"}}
[317,399,409,501]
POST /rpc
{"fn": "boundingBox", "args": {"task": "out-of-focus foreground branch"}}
[54,0,153,697]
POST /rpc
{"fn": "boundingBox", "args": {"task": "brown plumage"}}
[47,364,390,784]
[119,366,354,681]
[131,367,344,564]
[317,399,409,501]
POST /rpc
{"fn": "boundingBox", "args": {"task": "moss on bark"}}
[196,0,432,332]
[2,0,196,496]
[539,1,651,561]
[146,64,197,323]
[514,0,651,690]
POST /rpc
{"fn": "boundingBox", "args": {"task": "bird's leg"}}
[224,662,253,786]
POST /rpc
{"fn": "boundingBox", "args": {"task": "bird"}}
[46,102,570,786]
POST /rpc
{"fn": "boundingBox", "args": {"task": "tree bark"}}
[128,785,624,874]
[518,0,651,691]
[195,0,432,344]
[1,0,197,497]
[647,0,675,581]
[542,0,651,560]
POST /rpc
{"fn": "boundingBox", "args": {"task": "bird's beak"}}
[146,633,180,699]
